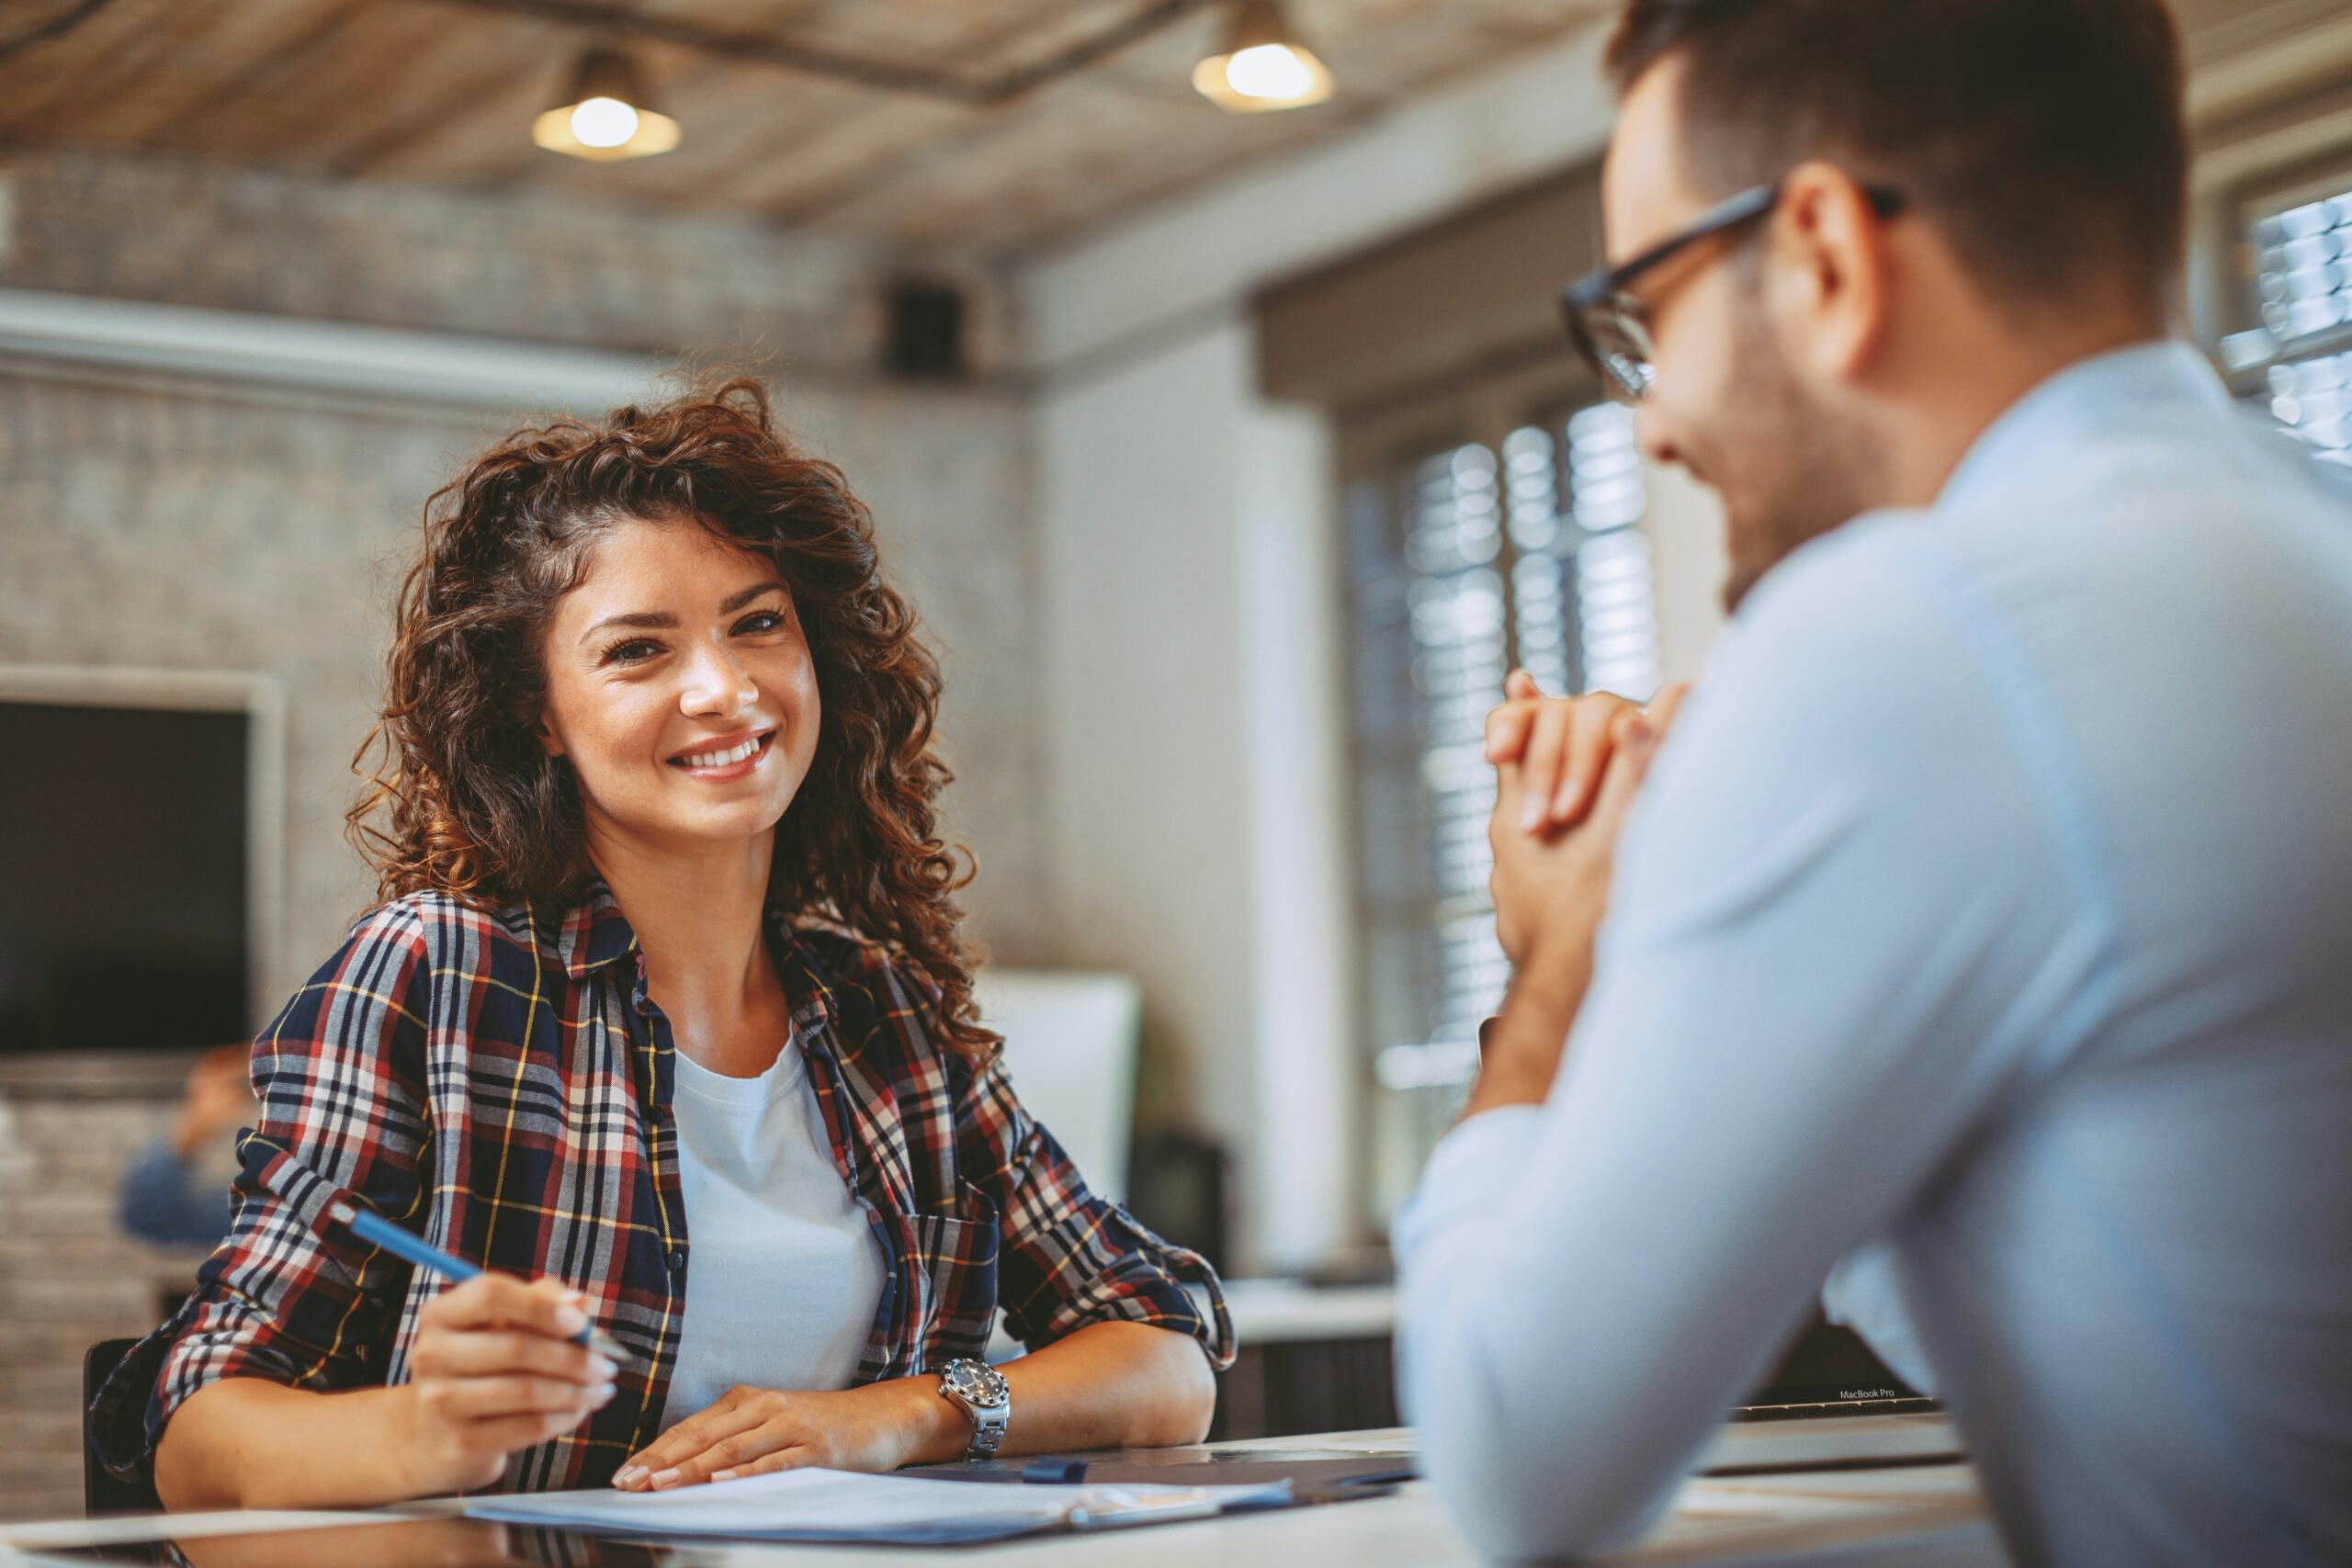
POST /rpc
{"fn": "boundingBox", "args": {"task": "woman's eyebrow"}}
[578,581,786,647]
[719,580,788,614]
[579,609,673,645]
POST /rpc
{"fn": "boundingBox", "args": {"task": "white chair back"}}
[973,969,1141,1203]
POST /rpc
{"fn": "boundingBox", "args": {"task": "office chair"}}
[83,1338,162,1515]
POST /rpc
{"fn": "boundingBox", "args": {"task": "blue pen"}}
[325,1198,635,1367]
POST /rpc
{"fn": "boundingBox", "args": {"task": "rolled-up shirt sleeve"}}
[1394,532,2098,1559]
[91,901,438,1483]
[957,1049,1234,1370]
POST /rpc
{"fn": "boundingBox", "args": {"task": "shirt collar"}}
[542,875,639,979]
[1939,339,2230,514]
[764,908,841,1041]
[536,875,841,1037]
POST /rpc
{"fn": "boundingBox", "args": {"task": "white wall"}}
[1016,12,1714,1271]
[1034,320,1353,1272]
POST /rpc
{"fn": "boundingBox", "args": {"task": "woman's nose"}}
[679,639,759,717]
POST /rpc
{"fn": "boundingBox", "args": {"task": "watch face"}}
[944,1359,1010,1408]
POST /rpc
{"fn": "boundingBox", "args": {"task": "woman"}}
[93,382,1230,1509]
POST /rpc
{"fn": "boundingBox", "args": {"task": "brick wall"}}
[0,148,1013,373]
[0,1087,214,1521]
[0,148,1042,1521]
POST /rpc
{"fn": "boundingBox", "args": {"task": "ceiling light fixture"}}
[532,46,681,161]
[1193,0,1331,113]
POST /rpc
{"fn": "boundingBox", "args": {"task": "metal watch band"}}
[939,1358,1010,1461]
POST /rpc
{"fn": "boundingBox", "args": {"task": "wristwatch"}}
[937,1357,1012,1461]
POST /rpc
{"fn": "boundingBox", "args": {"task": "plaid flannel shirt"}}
[93,881,1232,1493]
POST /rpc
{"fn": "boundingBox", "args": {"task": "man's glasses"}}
[1560,180,1906,405]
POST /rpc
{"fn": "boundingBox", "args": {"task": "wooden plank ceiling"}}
[0,0,1617,254]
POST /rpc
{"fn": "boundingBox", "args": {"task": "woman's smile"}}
[667,727,777,780]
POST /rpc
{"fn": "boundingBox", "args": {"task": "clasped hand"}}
[1484,669,1689,965]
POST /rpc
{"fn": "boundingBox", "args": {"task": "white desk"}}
[1,1426,2004,1566]
[1216,1278,1396,1343]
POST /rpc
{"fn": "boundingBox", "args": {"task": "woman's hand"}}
[396,1273,618,1495]
[613,1381,948,1491]
[1486,669,1690,833]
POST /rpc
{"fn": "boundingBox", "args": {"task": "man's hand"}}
[612,1381,951,1491]
[1467,682,1685,1120]
[1486,670,1691,833]
[1488,685,1682,968]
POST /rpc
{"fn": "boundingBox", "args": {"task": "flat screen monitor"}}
[0,671,280,1056]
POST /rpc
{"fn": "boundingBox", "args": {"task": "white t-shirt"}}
[660,1039,888,1432]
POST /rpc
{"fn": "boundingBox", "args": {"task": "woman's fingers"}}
[421,1372,615,1422]
[616,1398,772,1491]
[414,1326,610,1387]
[710,1447,818,1485]
[651,1427,793,1491]
[420,1273,590,1341]
[464,1407,605,1461]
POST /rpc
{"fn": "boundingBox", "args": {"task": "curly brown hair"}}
[348,378,993,1056]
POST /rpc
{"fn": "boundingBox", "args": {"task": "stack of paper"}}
[465,1467,1291,1546]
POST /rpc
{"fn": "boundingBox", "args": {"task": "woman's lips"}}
[667,729,775,780]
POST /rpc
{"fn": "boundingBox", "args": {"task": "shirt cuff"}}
[1393,1105,1544,1266]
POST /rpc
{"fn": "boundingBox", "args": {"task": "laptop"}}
[1701,1308,1957,1475]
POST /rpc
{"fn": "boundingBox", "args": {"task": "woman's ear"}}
[537,714,564,759]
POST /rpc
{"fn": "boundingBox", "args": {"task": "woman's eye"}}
[603,638,661,665]
[735,610,786,636]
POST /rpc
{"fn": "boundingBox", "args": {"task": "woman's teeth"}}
[676,736,761,768]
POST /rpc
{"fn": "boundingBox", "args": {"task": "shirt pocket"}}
[902,1180,1001,1367]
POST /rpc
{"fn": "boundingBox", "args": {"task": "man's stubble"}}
[1713,298,1891,615]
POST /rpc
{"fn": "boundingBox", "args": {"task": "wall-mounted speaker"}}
[885,280,967,380]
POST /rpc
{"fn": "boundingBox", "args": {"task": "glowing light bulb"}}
[1223,42,1313,100]
[570,96,640,150]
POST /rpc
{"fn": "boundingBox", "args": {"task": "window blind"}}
[1351,402,1660,1109]
[2256,186,2352,468]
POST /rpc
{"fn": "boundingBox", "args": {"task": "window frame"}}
[1336,355,1664,1226]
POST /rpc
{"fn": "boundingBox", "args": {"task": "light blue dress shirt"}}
[1394,344,2352,1567]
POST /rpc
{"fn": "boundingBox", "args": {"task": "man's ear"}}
[1772,160,1894,387]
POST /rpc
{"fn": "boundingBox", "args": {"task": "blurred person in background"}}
[117,1043,253,1248]
[93,381,1230,1511]
[1396,1,2352,1563]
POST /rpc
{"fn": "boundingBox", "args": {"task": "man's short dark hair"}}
[1605,0,2187,315]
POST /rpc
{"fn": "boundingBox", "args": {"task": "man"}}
[118,1043,250,1248]
[1393,2,2352,1563]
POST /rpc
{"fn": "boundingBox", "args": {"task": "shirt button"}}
[668,1248,686,1272]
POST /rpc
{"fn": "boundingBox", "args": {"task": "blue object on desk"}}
[324,1198,636,1367]
[1023,1457,1089,1484]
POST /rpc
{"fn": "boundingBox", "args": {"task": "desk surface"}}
[1,1426,2003,1567]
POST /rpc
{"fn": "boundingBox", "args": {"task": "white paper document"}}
[464,1467,1291,1545]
